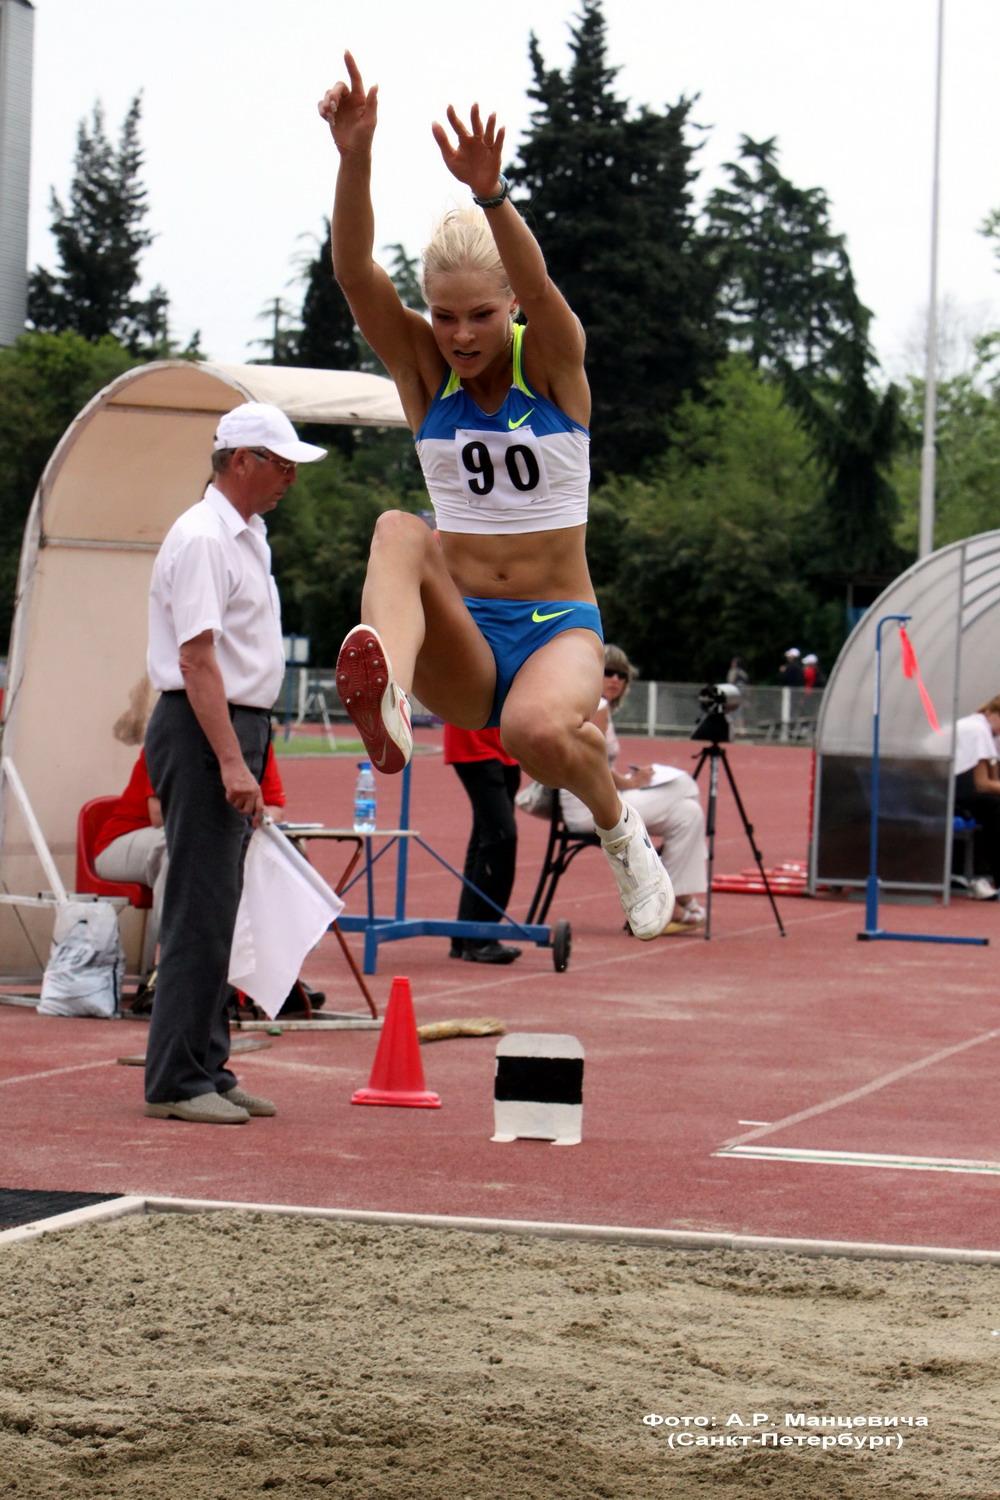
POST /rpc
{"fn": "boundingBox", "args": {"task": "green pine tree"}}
[704,136,872,378]
[293,223,363,372]
[510,0,722,481]
[27,96,170,355]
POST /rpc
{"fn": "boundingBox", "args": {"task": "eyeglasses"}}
[604,668,628,680]
[248,448,297,477]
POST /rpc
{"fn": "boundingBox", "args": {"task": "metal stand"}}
[335,763,570,972]
[691,735,785,942]
[859,613,987,946]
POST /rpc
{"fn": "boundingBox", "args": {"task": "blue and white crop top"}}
[414,324,590,535]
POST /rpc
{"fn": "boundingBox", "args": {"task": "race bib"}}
[454,427,550,508]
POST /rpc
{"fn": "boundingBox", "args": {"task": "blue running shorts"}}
[463,597,604,727]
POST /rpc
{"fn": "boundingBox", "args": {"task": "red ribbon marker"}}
[899,625,941,733]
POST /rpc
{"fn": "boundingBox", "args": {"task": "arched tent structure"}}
[0,360,406,980]
[809,530,1000,897]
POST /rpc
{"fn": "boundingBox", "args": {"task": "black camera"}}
[693,683,740,744]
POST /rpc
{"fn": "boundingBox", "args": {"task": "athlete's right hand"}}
[318,51,378,153]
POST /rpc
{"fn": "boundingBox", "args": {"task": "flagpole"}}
[918,0,945,559]
[858,613,987,947]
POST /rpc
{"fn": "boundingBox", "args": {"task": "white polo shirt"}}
[147,485,285,709]
[954,712,999,776]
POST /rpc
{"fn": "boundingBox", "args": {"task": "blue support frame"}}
[335,762,555,973]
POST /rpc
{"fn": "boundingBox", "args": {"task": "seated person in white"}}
[559,644,707,933]
[953,694,1000,900]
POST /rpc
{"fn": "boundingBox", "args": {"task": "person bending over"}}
[317,53,673,941]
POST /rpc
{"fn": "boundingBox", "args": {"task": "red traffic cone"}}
[351,976,441,1108]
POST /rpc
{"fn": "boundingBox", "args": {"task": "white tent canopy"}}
[810,530,1000,895]
[0,360,406,979]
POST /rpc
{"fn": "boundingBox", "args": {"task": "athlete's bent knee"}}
[370,509,434,556]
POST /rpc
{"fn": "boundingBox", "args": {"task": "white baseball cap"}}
[803,653,818,665]
[214,402,327,463]
[784,647,801,658]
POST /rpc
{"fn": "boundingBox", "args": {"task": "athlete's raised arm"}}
[431,102,587,418]
[319,53,439,424]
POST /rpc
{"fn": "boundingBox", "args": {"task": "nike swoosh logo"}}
[508,410,534,429]
[532,607,574,623]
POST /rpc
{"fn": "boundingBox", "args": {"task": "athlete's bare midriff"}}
[439,524,596,603]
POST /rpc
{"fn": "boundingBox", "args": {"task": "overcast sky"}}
[23,0,1000,379]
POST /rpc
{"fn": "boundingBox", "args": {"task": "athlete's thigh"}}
[411,564,496,727]
[502,627,604,732]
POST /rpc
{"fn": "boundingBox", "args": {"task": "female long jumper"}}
[318,53,674,940]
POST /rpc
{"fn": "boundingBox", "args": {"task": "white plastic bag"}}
[38,901,124,1018]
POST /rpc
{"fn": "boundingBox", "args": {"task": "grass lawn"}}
[271,733,364,756]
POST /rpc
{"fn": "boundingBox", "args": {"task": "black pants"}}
[453,760,520,926]
[143,692,269,1103]
[955,770,1000,886]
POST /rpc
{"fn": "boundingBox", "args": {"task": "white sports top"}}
[414,324,590,535]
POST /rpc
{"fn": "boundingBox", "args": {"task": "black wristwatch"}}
[472,175,510,209]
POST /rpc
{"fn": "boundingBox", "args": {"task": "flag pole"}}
[918,0,945,559]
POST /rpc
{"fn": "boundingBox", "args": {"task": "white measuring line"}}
[717,1145,1000,1177]
[724,1025,1000,1149]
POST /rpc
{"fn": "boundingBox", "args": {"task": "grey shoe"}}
[224,1085,277,1117]
[145,1092,250,1124]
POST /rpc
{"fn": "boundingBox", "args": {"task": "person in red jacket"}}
[444,723,521,964]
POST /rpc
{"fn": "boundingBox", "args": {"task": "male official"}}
[143,403,326,1123]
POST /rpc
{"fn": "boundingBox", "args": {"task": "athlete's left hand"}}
[432,103,506,200]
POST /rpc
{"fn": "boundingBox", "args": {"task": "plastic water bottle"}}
[353,760,376,833]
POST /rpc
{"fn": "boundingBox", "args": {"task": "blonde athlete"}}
[318,53,672,939]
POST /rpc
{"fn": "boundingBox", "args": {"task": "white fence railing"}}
[276,668,824,744]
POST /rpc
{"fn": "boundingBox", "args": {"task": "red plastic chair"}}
[76,797,153,909]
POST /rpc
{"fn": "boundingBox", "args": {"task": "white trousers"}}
[560,771,707,896]
[94,825,168,951]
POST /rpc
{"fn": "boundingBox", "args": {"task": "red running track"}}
[2,733,998,1252]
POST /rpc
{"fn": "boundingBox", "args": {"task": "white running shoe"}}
[336,626,413,774]
[601,806,674,940]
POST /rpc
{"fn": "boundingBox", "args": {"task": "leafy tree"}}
[588,357,836,682]
[510,0,722,481]
[893,368,1000,553]
[383,243,426,315]
[704,136,907,584]
[267,452,426,662]
[704,137,872,378]
[27,96,171,355]
[293,223,363,372]
[0,332,139,649]
[250,298,301,365]
[782,345,907,581]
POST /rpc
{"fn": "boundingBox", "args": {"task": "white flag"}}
[229,820,344,1018]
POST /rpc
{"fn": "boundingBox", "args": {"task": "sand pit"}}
[1,1212,999,1498]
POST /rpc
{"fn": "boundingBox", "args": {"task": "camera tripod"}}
[690,710,785,941]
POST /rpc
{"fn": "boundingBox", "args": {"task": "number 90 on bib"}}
[455,427,550,508]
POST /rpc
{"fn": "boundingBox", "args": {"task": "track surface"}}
[3,733,997,1251]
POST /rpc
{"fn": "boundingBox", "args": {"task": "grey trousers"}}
[143,691,269,1104]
